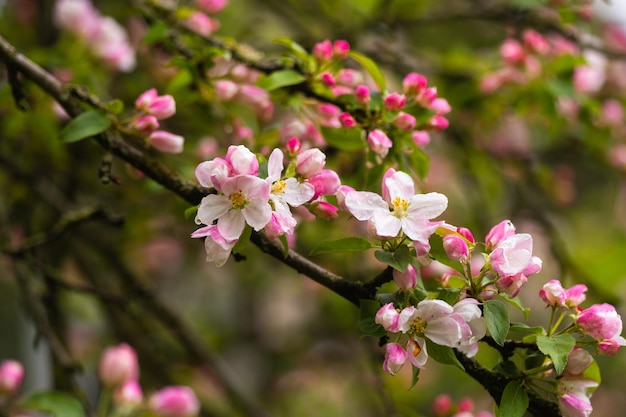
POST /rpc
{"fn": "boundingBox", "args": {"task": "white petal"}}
[407,192,448,220]
[217,210,246,241]
[242,200,272,230]
[345,191,388,221]
[195,195,231,225]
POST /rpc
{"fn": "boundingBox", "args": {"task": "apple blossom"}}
[336,69,362,87]
[185,12,219,36]
[191,224,237,267]
[196,0,228,14]
[295,148,326,178]
[215,80,239,100]
[319,72,335,87]
[195,174,271,241]
[308,201,339,219]
[131,115,159,136]
[394,112,417,131]
[412,130,431,147]
[338,112,357,128]
[344,168,448,246]
[488,233,542,276]
[442,234,469,262]
[500,38,525,64]
[432,394,452,416]
[375,303,400,332]
[224,144,259,176]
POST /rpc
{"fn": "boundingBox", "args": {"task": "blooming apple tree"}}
[1,1,626,417]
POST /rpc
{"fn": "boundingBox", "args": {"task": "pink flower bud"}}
[319,72,336,87]
[393,112,417,131]
[148,131,185,154]
[149,386,200,417]
[403,72,428,95]
[285,136,301,155]
[230,64,254,82]
[313,39,333,61]
[393,264,418,289]
[338,112,357,128]
[564,348,593,375]
[442,234,469,262]
[317,103,341,127]
[237,84,270,111]
[185,12,219,36]
[382,343,407,376]
[309,169,341,198]
[368,129,392,157]
[412,130,431,148]
[573,65,605,94]
[375,303,400,332]
[296,148,326,178]
[432,394,452,416]
[0,360,24,395]
[215,80,239,100]
[540,279,567,307]
[196,0,228,14]
[384,92,406,111]
[331,85,353,97]
[309,201,338,219]
[559,393,593,417]
[333,40,350,58]
[601,99,624,126]
[523,29,551,55]
[114,380,143,406]
[430,98,452,114]
[417,86,438,106]
[577,303,624,341]
[500,38,525,64]
[136,89,176,120]
[598,339,620,356]
[496,273,527,298]
[485,219,515,248]
[428,114,449,131]
[565,284,587,308]
[336,69,363,87]
[457,397,474,412]
[131,115,159,136]
[354,85,371,105]
[98,343,139,387]
[456,227,475,243]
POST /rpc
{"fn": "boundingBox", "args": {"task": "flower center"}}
[271,180,287,195]
[391,196,410,218]
[229,190,249,209]
[411,343,422,358]
[409,317,427,335]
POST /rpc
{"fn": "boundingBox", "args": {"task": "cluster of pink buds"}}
[432,394,493,417]
[98,343,199,417]
[184,0,228,36]
[213,63,274,131]
[192,143,340,266]
[130,89,184,153]
[375,298,486,374]
[480,29,578,93]
[557,348,598,417]
[54,0,136,72]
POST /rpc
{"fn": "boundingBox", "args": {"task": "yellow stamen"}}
[392,196,410,217]
[409,317,427,335]
[229,190,248,209]
[272,180,287,195]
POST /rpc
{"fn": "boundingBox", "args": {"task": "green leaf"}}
[437,287,462,305]
[409,366,420,390]
[20,391,85,417]
[143,22,170,44]
[59,111,111,143]
[374,244,412,272]
[484,300,509,347]
[499,295,530,319]
[358,299,386,337]
[424,339,464,370]
[273,37,310,60]
[536,334,576,375]
[497,381,528,417]
[508,322,545,335]
[309,237,373,255]
[184,205,198,220]
[257,70,306,91]
[349,51,386,92]
[105,99,124,115]
[320,126,365,151]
